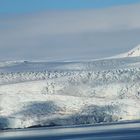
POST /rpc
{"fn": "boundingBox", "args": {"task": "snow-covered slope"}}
[114,44,140,58]
[0,47,140,129]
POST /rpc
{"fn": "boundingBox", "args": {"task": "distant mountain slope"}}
[114,44,140,58]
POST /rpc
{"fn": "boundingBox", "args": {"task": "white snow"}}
[113,44,140,58]
[0,45,140,129]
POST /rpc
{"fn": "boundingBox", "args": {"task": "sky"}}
[0,0,140,61]
[1,0,140,14]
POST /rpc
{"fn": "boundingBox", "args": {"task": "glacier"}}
[0,46,140,129]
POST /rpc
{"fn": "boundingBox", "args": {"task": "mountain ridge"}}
[114,44,140,58]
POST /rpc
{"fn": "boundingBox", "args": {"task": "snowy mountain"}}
[0,46,140,129]
[114,44,140,58]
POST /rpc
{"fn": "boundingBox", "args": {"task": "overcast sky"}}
[0,1,140,61]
